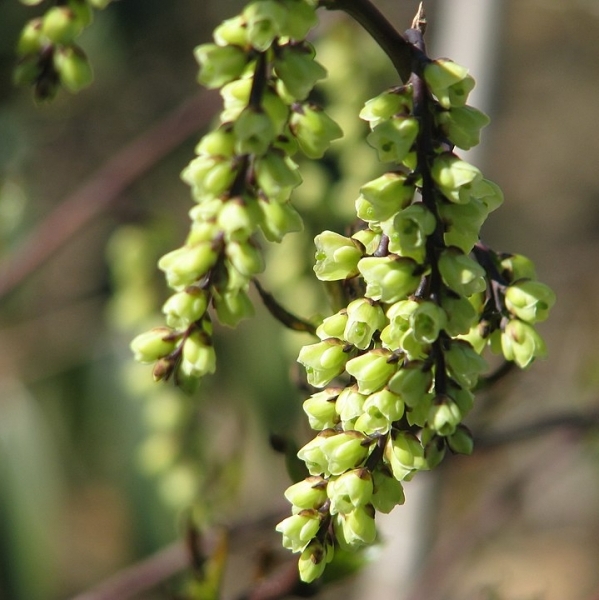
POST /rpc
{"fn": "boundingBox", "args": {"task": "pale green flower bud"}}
[355,172,415,223]
[444,339,488,389]
[181,155,237,199]
[424,58,475,108]
[470,178,504,212]
[290,104,343,159]
[410,301,447,344]
[382,204,436,262]
[257,199,303,242]
[42,6,83,45]
[284,476,328,511]
[335,385,367,423]
[439,198,487,254]
[353,410,389,434]
[298,540,331,583]
[428,396,462,436]
[345,349,397,395]
[505,280,556,323]
[226,240,264,277]
[233,107,276,156]
[501,319,547,368]
[303,388,341,430]
[438,248,487,297]
[297,432,335,476]
[366,116,419,164]
[243,0,286,51]
[162,288,209,328]
[371,467,405,513]
[344,298,386,350]
[316,311,348,341]
[276,509,322,552]
[405,393,434,427]
[387,362,432,407]
[431,153,482,204]
[328,468,373,515]
[53,46,93,92]
[358,255,421,303]
[363,388,404,423]
[298,339,351,387]
[181,329,216,377]
[17,18,44,55]
[274,45,327,100]
[131,327,178,363]
[447,424,474,455]
[320,431,370,476]
[261,89,290,135]
[254,152,302,202]
[278,0,318,40]
[313,231,362,281]
[195,127,236,158]
[158,243,218,290]
[186,219,220,246]
[217,198,260,242]
[334,505,377,549]
[385,432,425,481]
[213,287,255,327]
[220,78,252,122]
[441,293,478,336]
[359,86,413,128]
[213,16,249,47]
[500,253,537,282]
[352,229,382,256]
[436,105,490,150]
[195,43,249,89]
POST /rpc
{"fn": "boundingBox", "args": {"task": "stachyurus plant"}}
[14,0,556,591]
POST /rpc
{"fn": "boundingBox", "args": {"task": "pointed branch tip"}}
[412,2,427,33]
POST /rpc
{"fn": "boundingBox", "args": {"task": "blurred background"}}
[1,1,599,599]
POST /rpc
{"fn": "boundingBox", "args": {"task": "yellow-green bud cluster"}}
[14,0,112,99]
[282,50,555,582]
[131,0,342,390]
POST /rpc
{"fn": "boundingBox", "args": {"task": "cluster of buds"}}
[278,40,555,581]
[131,0,342,392]
[14,0,113,99]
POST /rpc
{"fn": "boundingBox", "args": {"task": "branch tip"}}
[411,2,427,34]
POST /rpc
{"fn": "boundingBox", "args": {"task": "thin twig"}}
[0,90,220,299]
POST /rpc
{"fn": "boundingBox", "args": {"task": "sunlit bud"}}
[285,476,328,512]
[458,323,488,354]
[162,288,209,328]
[297,432,336,475]
[42,6,83,45]
[17,18,44,55]
[432,153,482,204]
[195,127,236,158]
[470,178,504,212]
[436,105,490,150]
[278,0,318,40]
[382,204,436,262]
[220,77,252,122]
[290,104,343,159]
[298,339,352,388]
[316,311,348,341]
[387,362,432,407]
[158,243,218,289]
[313,231,362,281]
[320,431,370,476]
[438,248,486,297]
[261,89,290,135]
[181,155,237,199]
[298,540,329,583]
[213,287,255,327]
[274,44,327,100]
[257,199,303,242]
[233,107,276,156]
[346,349,397,395]
[447,424,474,455]
[344,298,386,350]
[354,410,390,434]
[276,509,322,552]
[217,198,260,242]
[359,86,413,128]
[385,432,425,481]
[366,116,419,164]
[405,393,434,427]
[358,255,421,303]
[444,339,488,389]
[226,239,263,277]
[352,229,382,255]
[335,385,367,423]
[439,198,486,254]
[501,319,547,368]
[186,219,220,246]
[130,327,178,363]
[213,16,249,47]
[335,505,376,549]
[424,58,475,108]
[328,468,373,514]
[243,0,286,51]
[410,301,447,344]
[363,388,404,423]
[53,46,93,92]
[356,172,415,223]
[428,396,462,436]
[368,468,404,515]
[505,280,556,323]
[500,253,538,282]
[182,329,216,377]
[254,152,302,202]
[441,293,478,336]
[303,388,341,430]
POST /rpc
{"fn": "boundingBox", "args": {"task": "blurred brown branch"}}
[0,90,219,300]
